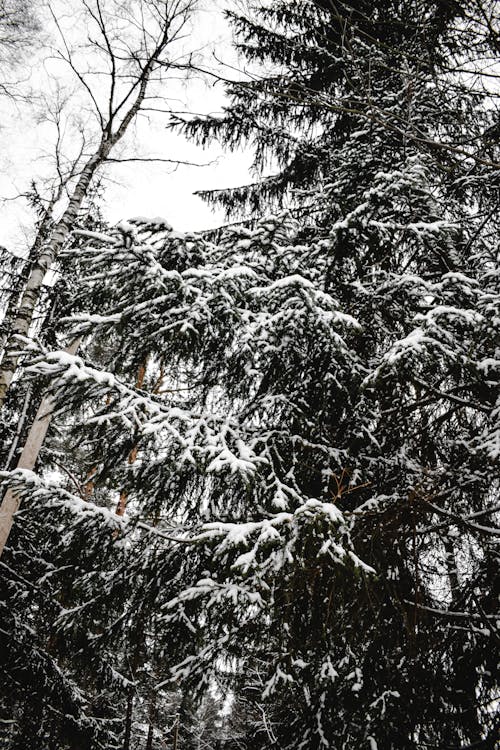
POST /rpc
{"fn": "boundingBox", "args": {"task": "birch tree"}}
[0,0,41,97]
[0,0,201,411]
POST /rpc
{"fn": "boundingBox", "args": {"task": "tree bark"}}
[0,339,80,557]
[145,722,154,750]
[3,384,32,470]
[0,151,106,411]
[116,361,147,517]
[123,687,134,750]
[172,717,179,750]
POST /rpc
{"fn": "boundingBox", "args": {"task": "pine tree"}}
[0,210,125,750]
[169,1,500,745]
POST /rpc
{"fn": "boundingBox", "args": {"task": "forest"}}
[0,0,499,748]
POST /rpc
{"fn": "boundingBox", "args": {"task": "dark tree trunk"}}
[123,688,134,750]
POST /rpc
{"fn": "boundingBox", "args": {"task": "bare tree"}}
[0,0,41,97]
[0,0,201,411]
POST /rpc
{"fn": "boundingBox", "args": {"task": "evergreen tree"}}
[170,1,500,745]
[0,205,124,750]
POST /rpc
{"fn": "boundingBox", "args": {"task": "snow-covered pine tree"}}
[11,186,499,748]
[166,1,499,746]
[2,0,499,748]
[1,217,237,748]
[0,194,142,749]
[0,212,369,744]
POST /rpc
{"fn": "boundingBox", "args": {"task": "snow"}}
[129,215,173,229]
[206,447,258,474]
[477,358,500,373]
[415,306,483,325]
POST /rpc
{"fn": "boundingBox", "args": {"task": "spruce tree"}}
[170,2,500,745]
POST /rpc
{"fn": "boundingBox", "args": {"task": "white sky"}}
[0,0,254,256]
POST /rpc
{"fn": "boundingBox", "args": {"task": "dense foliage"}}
[1,1,499,748]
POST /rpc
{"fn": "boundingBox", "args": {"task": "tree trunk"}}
[172,718,179,750]
[123,687,134,750]
[0,209,52,352]
[0,152,106,411]
[0,339,80,557]
[145,692,158,750]
[116,361,147,517]
[3,384,32,470]
[0,37,157,411]
[145,722,154,750]
[444,536,460,606]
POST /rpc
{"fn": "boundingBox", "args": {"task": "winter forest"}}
[0,0,499,748]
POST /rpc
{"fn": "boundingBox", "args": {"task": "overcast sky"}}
[0,0,254,256]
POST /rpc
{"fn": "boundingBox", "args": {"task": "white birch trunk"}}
[0,339,80,558]
[0,151,105,410]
